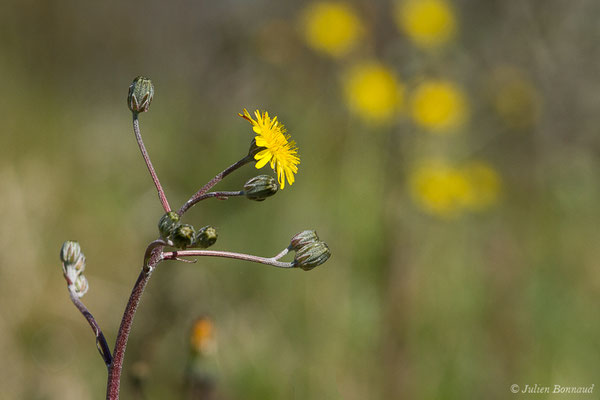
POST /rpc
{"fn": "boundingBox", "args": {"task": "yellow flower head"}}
[410,160,470,218]
[239,109,300,189]
[343,61,405,123]
[395,0,456,48]
[190,317,215,355]
[300,2,364,58]
[411,80,467,133]
[409,159,502,218]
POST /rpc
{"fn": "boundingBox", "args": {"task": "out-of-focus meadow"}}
[2,0,600,398]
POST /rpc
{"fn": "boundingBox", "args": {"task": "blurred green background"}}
[2,0,600,399]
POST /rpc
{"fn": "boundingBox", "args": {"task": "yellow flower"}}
[460,161,501,211]
[343,61,405,123]
[395,0,456,48]
[409,159,502,218]
[409,160,470,218]
[190,317,215,355]
[300,2,364,58]
[411,80,467,133]
[239,109,300,189]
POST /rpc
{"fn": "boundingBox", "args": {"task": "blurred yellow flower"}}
[460,161,501,211]
[411,80,467,133]
[239,109,300,189]
[190,317,215,355]
[410,160,470,218]
[300,2,364,58]
[490,67,541,130]
[409,159,502,218]
[343,61,405,123]
[395,0,456,48]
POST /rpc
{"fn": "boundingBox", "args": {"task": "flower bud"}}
[195,225,218,248]
[293,241,331,271]
[60,240,82,265]
[73,253,86,274]
[73,274,89,298]
[247,138,261,158]
[127,76,154,113]
[172,224,196,249]
[289,230,319,251]
[159,211,181,240]
[244,175,278,201]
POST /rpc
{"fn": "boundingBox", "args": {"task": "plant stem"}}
[178,156,251,215]
[106,244,163,400]
[272,247,290,261]
[68,289,112,367]
[132,113,171,213]
[163,249,294,269]
[190,190,244,203]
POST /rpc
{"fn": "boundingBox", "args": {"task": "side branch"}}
[180,190,244,210]
[178,156,252,215]
[163,249,294,269]
[68,290,113,367]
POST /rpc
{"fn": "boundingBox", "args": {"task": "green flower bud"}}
[195,225,218,248]
[293,241,331,271]
[127,76,154,113]
[159,211,181,240]
[244,175,278,201]
[289,230,319,251]
[60,240,82,265]
[73,274,89,298]
[172,224,196,249]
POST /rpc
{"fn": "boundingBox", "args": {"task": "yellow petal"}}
[255,136,267,147]
[255,154,272,169]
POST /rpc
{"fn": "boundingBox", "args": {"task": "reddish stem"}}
[178,156,251,215]
[68,289,112,367]
[132,113,171,213]
[106,245,163,400]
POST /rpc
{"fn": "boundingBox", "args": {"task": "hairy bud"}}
[73,253,86,274]
[293,241,331,271]
[127,76,154,113]
[289,230,319,251]
[172,224,196,249]
[244,175,278,201]
[60,240,89,292]
[195,225,218,249]
[60,240,82,265]
[158,211,181,240]
[73,275,89,298]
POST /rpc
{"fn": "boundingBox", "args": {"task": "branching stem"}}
[178,156,252,215]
